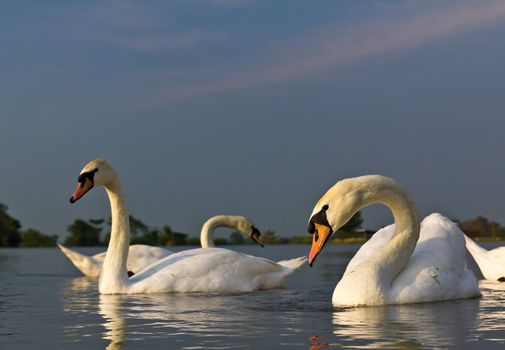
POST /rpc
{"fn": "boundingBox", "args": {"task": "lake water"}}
[1,244,505,349]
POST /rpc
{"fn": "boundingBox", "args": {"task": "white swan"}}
[463,235,505,282]
[69,158,305,294]
[58,215,264,278]
[307,175,480,306]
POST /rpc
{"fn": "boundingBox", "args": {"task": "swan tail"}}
[463,234,488,256]
[256,256,306,290]
[57,243,102,277]
[277,256,307,271]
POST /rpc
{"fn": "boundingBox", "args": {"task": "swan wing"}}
[92,251,106,261]
[125,244,172,274]
[92,244,172,275]
[390,213,480,303]
[345,224,395,273]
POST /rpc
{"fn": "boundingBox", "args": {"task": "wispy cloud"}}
[65,1,223,50]
[136,0,505,105]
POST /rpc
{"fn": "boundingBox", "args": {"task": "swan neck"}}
[200,216,239,248]
[100,178,129,292]
[359,181,420,282]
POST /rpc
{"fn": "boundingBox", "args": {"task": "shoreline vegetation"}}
[0,201,504,247]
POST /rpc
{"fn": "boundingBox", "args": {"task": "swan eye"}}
[251,226,261,236]
[308,205,332,235]
[77,168,98,186]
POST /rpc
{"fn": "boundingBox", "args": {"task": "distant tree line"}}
[61,211,367,247]
[2,197,505,247]
[0,202,366,247]
[63,215,324,247]
[457,216,505,241]
[63,216,201,247]
[0,203,57,247]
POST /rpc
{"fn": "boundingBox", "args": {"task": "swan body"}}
[69,158,305,294]
[464,235,505,281]
[120,247,305,294]
[58,215,263,278]
[307,175,480,306]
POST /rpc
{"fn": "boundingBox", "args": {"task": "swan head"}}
[250,226,264,247]
[307,177,364,266]
[69,158,118,203]
[234,216,264,247]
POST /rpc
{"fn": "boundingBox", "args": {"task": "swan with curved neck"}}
[200,215,263,248]
[69,158,305,294]
[58,215,263,278]
[307,175,480,306]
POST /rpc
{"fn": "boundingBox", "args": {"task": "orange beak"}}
[69,178,93,203]
[308,223,332,266]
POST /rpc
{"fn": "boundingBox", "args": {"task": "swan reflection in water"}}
[99,295,126,350]
[62,278,128,350]
[475,281,505,338]
[97,292,246,350]
[62,277,505,349]
[330,300,480,349]
[63,276,307,349]
[97,291,309,349]
[325,281,505,349]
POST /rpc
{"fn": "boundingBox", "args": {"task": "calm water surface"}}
[1,244,505,349]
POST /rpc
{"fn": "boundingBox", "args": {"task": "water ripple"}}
[4,246,505,349]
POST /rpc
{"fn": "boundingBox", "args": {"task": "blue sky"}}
[1,0,505,239]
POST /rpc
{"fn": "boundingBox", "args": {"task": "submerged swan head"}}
[69,158,118,203]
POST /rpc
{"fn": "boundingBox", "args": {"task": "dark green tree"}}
[151,225,189,246]
[214,237,229,245]
[103,215,151,245]
[130,228,159,245]
[0,202,22,247]
[459,216,490,238]
[186,236,200,245]
[65,219,102,246]
[129,215,150,238]
[260,230,289,244]
[459,216,505,239]
[20,228,57,247]
[289,236,312,244]
[170,232,189,246]
[155,225,173,246]
[229,231,245,245]
[341,211,364,233]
